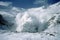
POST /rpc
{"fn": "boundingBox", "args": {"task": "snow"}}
[0,2,60,40]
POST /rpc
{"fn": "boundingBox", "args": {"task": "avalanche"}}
[0,2,60,40]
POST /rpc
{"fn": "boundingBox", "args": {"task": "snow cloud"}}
[0,1,12,6]
[0,1,60,33]
[15,2,60,32]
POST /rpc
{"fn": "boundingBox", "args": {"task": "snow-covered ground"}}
[0,2,60,40]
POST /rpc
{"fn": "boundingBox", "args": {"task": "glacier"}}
[0,2,60,40]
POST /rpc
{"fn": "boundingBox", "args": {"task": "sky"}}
[0,0,60,9]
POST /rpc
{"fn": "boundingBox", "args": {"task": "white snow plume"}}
[15,13,40,32]
[15,2,60,33]
[0,1,60,33]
